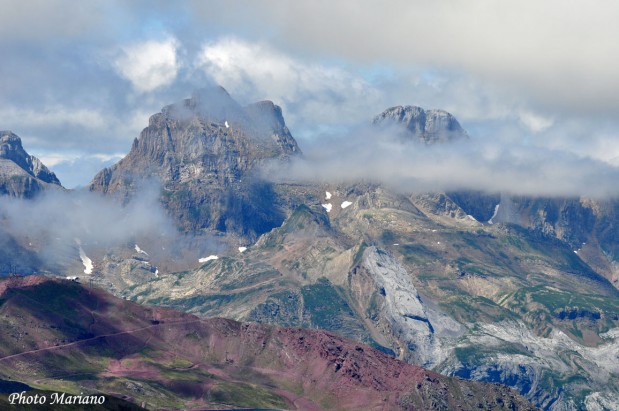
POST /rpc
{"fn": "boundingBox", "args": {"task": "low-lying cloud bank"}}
[266,127,619,199]
[0,186,173,249]
[0,185,225,273]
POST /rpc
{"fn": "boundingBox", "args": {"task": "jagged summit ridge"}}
[108,86,299,172]
[0,131,61,185]
[153,86,299,150]
[0,130,62,198]
[372,105,468,144]
[90,86,300,238]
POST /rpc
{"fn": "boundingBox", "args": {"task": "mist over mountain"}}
[3,2,619,410]
[2,87,619,410]
[266,106,619,198]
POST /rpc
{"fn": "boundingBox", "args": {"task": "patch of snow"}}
[154,268,159,277]
[574,250,578,254]
[238,246,247,253]
[224,120,229,128]
[341,201,353,209]
[488,204,500,224]
[135,244,148,255]
[325,191,332,200]
[199,255,218,263]
[467,215,477,221]
[77,244,93,275]
[322,203,332,213]
[437,241,441,244]
[432,229,437,232]
[393,243,399,246]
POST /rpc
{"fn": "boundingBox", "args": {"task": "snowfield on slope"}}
[75,239,93,275]
[198,255,218,263]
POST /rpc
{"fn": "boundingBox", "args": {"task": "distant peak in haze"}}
[372,105,468,144]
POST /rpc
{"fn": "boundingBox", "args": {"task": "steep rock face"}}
[0,131,62,198]
[89,87,300,239]
[413,188,619,290]
[454,193,619,288]
[372,105,468,143]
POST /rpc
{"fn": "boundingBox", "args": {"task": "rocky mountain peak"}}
[1,129,20,144]
[372,105,468,144]
[160,86,243,124]
[1,130,29,162]
[89,87,299,237]
[0,130,62,197]
[0,130,61,185]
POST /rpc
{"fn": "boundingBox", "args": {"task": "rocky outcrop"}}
[372,105,468,144]
[351,246,463,368]
[0,131,62,198]
[440,321,619,410]
[89,87,300,240]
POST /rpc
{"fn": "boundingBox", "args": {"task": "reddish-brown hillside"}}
[0,276,536,410]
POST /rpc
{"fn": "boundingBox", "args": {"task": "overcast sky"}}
[1,0,618,192]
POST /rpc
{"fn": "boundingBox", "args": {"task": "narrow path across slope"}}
[0,319,203,362]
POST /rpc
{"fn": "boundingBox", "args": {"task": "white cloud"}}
[0,0,105,43]
[113,37,179,93]
[0,103,150,154]
[38,152,124,168]
[518,110,554,133]
[187,1,619,115]
[196,38,382,131]
[36,153,80,167]
[2,1,619,189]
[266,127,619,199]
[0,106,107,130]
